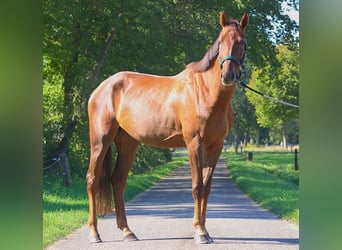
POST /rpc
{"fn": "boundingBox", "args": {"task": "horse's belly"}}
[141,133,186,148]
[118,113,185,148]
[124,128,186,148]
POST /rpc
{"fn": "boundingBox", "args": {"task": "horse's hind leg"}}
[86,111,118,242]
[112,128,139,241]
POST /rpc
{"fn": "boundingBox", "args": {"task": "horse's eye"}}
[240,41,246,47]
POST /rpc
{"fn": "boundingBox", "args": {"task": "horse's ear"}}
[240,12,249,31]
[220,11,227,28]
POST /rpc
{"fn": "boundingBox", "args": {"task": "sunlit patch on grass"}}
[223,149,299,224]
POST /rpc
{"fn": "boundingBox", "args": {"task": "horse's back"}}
[89,71,190,147]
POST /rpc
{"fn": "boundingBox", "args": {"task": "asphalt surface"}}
[46,157,299,250]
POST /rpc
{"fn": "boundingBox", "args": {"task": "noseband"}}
[219,55,241,69]
[219,50,246,84]
[219,44,246,81]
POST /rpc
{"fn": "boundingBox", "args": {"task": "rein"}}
[239,81,299,108]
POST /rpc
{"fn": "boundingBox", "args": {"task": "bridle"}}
[219,55,243,69]
[219,43,246,80]
[218,26,247,83]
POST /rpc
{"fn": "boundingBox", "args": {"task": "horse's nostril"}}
[233,72,238,81]
[221,72,229,81]
[231,71,241,82]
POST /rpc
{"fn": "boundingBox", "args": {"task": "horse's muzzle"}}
[221,70,239,85]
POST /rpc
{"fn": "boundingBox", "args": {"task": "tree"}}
[246,44,299,148]
[231,59,258,152]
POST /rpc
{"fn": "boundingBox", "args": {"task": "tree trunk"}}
[59,153,72,187]
[234,132,240,154]
[282,121,288,149]
[244,128,250,147]
[48,121,77,158]
[91,26,116,85]
[255,129,260,146]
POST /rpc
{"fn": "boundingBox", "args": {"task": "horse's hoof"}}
[89,233,102,243]
[206,234,214,243]
[123,232,138,242]
[194,234,209,244]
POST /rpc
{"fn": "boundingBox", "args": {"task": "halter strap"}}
[219,55,241,69]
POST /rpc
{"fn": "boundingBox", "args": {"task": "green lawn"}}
[43,156,186,248]
[222,148,299,224]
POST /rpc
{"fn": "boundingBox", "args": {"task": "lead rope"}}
[238,81,299,109]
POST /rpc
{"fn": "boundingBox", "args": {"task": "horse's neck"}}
[198,61,235,110]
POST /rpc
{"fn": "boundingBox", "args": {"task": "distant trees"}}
[246,44,299,148]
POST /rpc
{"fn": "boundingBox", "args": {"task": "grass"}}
[222,147,299,224]
[43,178,88,248]
[43,155,186,248]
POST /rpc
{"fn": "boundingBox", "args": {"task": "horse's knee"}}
[86,171,94,183]
[86,172,96,189]
[192,183,204,199]
[192,184,198,198]
[86,157,103,190]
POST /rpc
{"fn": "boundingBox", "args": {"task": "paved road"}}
[46,158,299,250]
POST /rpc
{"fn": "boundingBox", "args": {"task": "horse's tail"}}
[96,144,113,216]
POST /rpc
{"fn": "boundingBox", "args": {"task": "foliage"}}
[268,119,299,145]
[43,56,64,156]
[248,44,299,127]
[246,44,299,146]
[132,145,172,174]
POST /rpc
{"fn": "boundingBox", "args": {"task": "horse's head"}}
[218,11,249,86]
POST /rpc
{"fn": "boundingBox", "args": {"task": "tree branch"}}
[91,26,116,85]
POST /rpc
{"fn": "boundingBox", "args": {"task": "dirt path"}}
[46,158,299,250]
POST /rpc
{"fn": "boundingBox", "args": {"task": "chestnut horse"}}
[86,11,249,244]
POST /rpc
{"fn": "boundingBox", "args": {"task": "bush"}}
[132,145,172,174]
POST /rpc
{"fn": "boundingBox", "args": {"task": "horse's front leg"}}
[186,134,209,244]
[200,143,224,243]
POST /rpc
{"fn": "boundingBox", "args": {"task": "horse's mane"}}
[186,38,220,73]
[186,19,240,73]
